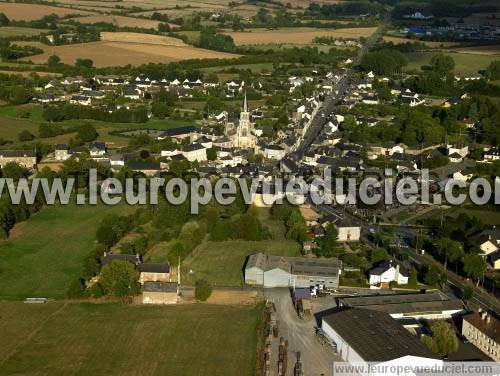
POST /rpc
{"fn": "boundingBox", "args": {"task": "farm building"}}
[142,281,178,305]
[338,291,464,320]
[321,307,441,366]
[138,263,171,285]
[244,253,342,288]
[0,150,37,168]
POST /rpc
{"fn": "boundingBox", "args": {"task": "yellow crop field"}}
[100,31,185,46]
[19,33,239,67]
[226,27,377,45]
[0,3,93,21]
[69,14,173,29]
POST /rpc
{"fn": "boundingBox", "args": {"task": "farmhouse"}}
[0,150,37,168]
[89,142,106,156]
[138,263,171,285]
[101,253,140,266]
[244,252,342,288]
[334,219,361,242]
[142,281,178,305]
[55,144,70,161]
[338,292,464,320]
[484,147,500,162]
[369,259,409,287]
[321,308,441,366]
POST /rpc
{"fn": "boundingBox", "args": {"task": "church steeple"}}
[242,91,248,113]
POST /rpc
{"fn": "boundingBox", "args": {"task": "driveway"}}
[264,288,341,376]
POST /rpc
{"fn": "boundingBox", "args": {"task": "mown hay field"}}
[69,14,175,29]
[0,301,261,376]
[0,26,45,37]
[20,33,239,67]
[0,2,93,21]
[226,27,377,45]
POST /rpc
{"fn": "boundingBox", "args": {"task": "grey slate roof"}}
[143,281,178,293]
[138,263,170,273]
[0,150,36,157]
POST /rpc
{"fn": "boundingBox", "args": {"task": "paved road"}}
[264,288,340,376]
[289,12,388,161]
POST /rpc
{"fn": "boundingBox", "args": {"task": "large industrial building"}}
[321,307,442,367]
[338,291,464,320]
[244,252,342,288]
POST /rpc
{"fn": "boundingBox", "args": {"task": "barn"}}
[244,253,342,288]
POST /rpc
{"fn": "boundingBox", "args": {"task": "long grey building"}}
[338,291,464,320]
[244,253,342,288]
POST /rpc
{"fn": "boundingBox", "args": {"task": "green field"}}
[405,52,498,74]
[0,301,261,376]
[181,239,301,286]
[0,203,135,299]
[0,104,192,146]
[149,208,302,286]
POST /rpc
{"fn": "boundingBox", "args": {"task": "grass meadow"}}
[179,208,301,286]
[0,203,135,299]
[0,301,261,376]
[405,52,498,74]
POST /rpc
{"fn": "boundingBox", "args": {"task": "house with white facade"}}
[369,259,409,286]
[54,144,70,161]
[478,228,500,257]
[263,144,286,160]
[181,143,207,162]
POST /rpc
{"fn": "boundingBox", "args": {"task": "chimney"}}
[479,307,483,313]
[394,263,400,282]
[487,316,491,324]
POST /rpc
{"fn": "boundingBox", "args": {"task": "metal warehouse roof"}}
[322,308,438,362]
[339,292,463,315]
[246,253,341,277]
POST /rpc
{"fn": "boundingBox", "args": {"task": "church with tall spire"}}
[224,92,257,149]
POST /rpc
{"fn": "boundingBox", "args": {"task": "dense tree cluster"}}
[197,29,236,52]
[96,214,137,248]
[42,104,149,123]
[421,321,458,357]
[360,49,408,75]
[0,41,43,61]
[306,1,383,18]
